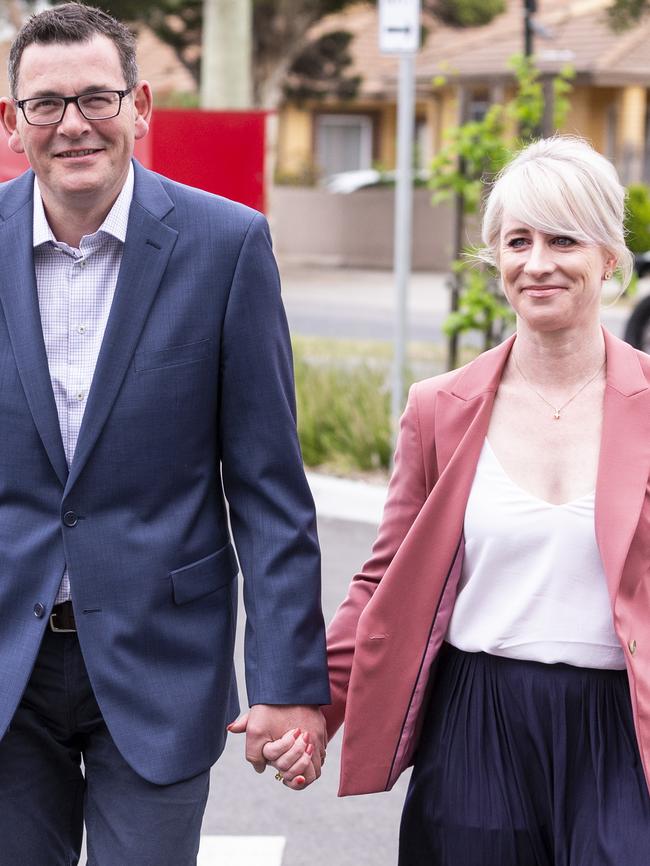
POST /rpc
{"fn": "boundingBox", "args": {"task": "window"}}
[315,114,373,178]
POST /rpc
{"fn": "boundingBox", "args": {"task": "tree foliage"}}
[430,56,575,360]
[89,0,505,107]
[284,31,361,104]
[625,183,650,253]
[607,0,650,30]
[433,0,505,27]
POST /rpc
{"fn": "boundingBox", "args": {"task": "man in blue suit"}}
[0,3,329,863]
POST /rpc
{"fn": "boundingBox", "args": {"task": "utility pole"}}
[201,0,252,109]
[523,0,556,138]
[524,0,536,57]
[379,0,422,447]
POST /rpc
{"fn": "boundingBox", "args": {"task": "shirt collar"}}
[32,161,134,249]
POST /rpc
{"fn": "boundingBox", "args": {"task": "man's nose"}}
[56,100,91,136]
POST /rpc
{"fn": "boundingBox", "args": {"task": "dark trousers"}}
[0,628,210,866]
[400,643,650,866]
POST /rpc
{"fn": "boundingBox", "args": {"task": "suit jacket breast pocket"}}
[135,338,213,373]
[169,542,239,605]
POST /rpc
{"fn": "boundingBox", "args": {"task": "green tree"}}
[430,56,574,366]
[625,183,650,253]
[607,0,650,29]
[92,0,505,109]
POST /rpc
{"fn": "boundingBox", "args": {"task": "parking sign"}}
[379,0,422,54]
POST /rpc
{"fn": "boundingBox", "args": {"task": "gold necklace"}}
[512,351,605,420]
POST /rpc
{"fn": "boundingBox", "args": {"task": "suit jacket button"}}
[63,511,78,527]
[33,603,45,618]
[629,639,637,655]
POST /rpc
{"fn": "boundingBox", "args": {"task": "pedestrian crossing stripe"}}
[198,836,285,865]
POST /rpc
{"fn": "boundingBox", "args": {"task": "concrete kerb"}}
[306,471,387,526]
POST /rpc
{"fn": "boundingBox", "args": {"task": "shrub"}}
[293,346,392,472]
[625,183,650,253]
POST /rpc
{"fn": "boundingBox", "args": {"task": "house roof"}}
[417,0,650,87]
[308,0,650,98]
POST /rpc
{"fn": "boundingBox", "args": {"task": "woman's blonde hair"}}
[481,136,634,289]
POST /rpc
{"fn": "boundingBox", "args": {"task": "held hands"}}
[228,704,327,791]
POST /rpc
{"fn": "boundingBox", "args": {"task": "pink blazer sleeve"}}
[322,383,434,738]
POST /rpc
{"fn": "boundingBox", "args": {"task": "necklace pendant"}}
[553,409,561,420]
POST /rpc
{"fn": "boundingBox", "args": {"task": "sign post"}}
[379,0,422,453]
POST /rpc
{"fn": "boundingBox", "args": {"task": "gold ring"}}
[274,771,284,782]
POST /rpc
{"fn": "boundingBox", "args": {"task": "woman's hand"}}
[261,727,317,790]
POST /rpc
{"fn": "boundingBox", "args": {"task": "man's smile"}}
[55,147,103,158]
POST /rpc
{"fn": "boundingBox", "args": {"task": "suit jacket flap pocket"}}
[170,542,238,605]
[135,338,212,372]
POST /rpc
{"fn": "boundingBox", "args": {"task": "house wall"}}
[560,86,617,154]
[276,105,315,181]
[270,185,477,270]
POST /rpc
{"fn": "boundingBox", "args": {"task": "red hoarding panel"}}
[148,109,266,213]
[0,110,266,213]
[0,138,29,182]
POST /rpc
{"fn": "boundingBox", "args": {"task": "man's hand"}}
[228,704,327,790]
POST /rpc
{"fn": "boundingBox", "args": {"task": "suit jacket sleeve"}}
[322,383,431,737]
[218,212,330,706]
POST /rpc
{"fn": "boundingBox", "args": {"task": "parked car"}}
[324,168,430,193]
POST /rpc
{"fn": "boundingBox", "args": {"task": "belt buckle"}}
[49,609,76,633]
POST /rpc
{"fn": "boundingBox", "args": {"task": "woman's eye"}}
[507,237,528,248]
[553,236,575,247]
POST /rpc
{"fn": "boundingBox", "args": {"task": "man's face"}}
[0,35,151,212]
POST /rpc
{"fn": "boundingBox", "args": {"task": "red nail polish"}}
[296,776,305,785]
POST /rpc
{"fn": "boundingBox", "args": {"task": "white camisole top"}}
[446,438,625,669]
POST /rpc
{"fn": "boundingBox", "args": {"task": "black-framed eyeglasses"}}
[15,88,133,126]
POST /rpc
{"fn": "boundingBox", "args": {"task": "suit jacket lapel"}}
[0,172,68,486]
[596,329,650,602]
[434,335,515,480]
[65,164,178,493]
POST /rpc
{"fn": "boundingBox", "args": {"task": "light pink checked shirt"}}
[33,164,134,604]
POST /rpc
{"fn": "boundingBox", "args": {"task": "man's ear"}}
[0,98,25,154]
[132,81,153,141]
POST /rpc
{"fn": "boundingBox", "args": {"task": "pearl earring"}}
[604,271,612,280]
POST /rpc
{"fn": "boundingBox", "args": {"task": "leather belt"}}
[49,600,76,633]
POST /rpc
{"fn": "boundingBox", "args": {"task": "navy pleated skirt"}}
[399,643,650,866]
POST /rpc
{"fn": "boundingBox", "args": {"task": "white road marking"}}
[198,836,286,865]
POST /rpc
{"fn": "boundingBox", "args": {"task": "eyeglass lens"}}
[24,91,121,124]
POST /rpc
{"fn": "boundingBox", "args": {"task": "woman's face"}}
[498,212,615,333]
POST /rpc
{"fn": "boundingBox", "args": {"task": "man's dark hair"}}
[8,2,138,98]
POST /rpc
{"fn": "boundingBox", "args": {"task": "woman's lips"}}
[522,286,566,298]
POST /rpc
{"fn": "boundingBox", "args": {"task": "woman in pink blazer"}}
[320,137,650,864]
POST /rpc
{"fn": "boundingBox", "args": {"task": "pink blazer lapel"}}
[596,330,650,602]
[434,334,515,477]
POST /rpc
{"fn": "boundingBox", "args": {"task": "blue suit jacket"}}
[0,161,330,785]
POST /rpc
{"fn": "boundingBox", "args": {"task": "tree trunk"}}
[201,0,252,108]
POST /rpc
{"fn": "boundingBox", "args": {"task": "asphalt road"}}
[279,263,629,343]
[204,514,409,866]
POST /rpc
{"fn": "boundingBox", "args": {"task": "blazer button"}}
[33,602,45,618]
[63,511,78,527]
[629,639,637,655]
